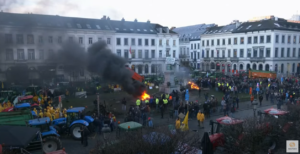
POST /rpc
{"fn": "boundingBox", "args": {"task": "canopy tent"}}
[264,108,289,115]
[216,116,244,125]
[0,125,40,148]
[118,121,142,131]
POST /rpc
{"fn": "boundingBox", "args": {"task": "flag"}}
[182,111,189,131]
[2,97,8,104]
[129,46,132,54]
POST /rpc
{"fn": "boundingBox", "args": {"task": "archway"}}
[233,64,237,70]
[253,64,257,70]
[239,64,243,70]
[216,63,220,72]
[247,64,251,70]
[210,62,215,69]
[265,64,269,71]
[259,64,263,70]
[145,64,149,74]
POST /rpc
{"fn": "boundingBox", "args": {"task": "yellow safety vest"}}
[136,99,141,106]
[156,98,159,104]
[268,84,270,87]
[163,99,168,104]
[229,86,231,90]
[222,83,224,86]
[165,94,169,99]
[145,100,149,104]
[218,83,220,87]
[227,83,229,86]
[260,82,262,85]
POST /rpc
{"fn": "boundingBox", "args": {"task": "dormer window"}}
[137,29,140,31]
[150,30,154,32]
[86,24,91,29]
[96,25,101,29]
[257,24,261,27]
[144,29,147,31]
[76,24,82,28]
[130,29,134,31]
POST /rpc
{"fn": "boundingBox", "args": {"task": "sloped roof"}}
[232,19,300,33]
[203,23,237,35]
[0,12,176,34]
[173,24,215,40]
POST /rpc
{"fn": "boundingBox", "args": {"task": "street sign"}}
[165,57,175,65]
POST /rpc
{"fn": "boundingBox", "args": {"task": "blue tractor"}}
[27,117,63,153]
[52,107,94,140]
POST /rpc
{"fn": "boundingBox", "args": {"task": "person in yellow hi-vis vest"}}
[33,108,38,116]
[39,111,44,118]
[46,110,53,121]
[136,99,141,106]
[54,110,60,119]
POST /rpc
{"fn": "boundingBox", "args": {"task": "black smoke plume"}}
[87,41,146,97]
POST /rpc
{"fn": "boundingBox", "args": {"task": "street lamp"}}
[252,99,258,117]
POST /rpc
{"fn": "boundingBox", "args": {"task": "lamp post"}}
[252,99,258,117]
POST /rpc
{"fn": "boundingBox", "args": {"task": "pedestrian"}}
[121,98,127,111]
[159,98,164,119]
[82,126,89,147]
[259,95,263,106]
[175,117,181,130]
[250,95,254,104]
[197,110,205,128]
[80,126,84,145]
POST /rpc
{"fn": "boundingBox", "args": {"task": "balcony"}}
[230,57,239,62]
[214,57,227,62]
[250,57,265,63]
[203,57,210,62]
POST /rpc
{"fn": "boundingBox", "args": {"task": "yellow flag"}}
[182,111,189,131]
[1,82,3,89]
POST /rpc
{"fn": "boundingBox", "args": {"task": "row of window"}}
[191,43,200,50]
[116,49,176,58]
[5,49,47,60]
[201,48,300,58]
[130,64,163,74]
[116,38,177,46]
[202,35,272,46]
[3,34,112,45]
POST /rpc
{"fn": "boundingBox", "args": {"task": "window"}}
[197,43,200,49]
[266,48,270,57]
[131,50,135,58]
[107,38,111,44]
[228,38,231,45]
[275,48,278,57]
[259,48,264,57]
[275,35,279,43]
[27,34,34,44]
[17,49,25,60]
[191,52,193,59]
[124,38,128,45]
[211,40,214,46]
[293,48,296,57]
[287,48,290,57]
[197,52,200,59]
[28,49,35,60]
[211,50,214,57]
[228,49,231,57]
[89,38,93,44]
[166,40,169,46]
[145,50,149,58]
[282,35,285,43]
[206,40,209,46]
[138,39,142,46]
[138,50,142,58]
[246,37,251,44]
[16,34,24,44]
[222,50,225,57]
[194,44,196,49]
[166,49,170,57]
[266,35,271,43]
[5,34,13,44]
[58,36,62,44]
[116,49,121,56]
[288,36,291,43]
[260,36,264,43]
[240,37,244,44]
[116,38,121,45]
[39,50,44,60]
[234,38,237,45]
[202,40,205,46]
[151,50,155,58]
[48,36,53,43]
[79,37,83,44]
[217,39,220,45]
[239,49,244,57]
[216,50,219,57]
[293,36,296,44]
[124,50,129,58]
[151,39,155,46]
[253,49,258,57]
[191,44,193,49]
[222,39,225,45]
[281,48,284,57]
[159,50,162,58]
[233,49,237,57]
[145,39,149,46]
[5,49,13,60]
[253,36,257,44]
[38,36,43,44]
[173,50,176,58]
[247,48,251,57]
[131,38,135,45]
[173,40,176,46]
[206,50,209,58]
[159,39,162,46]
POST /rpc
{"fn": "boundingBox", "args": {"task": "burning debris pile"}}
[86,41,146,97]
[188,81,200,90]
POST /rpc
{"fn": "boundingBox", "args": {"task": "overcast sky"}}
[2,0,300,27]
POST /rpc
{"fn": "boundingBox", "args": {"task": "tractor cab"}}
[52,107,94,140]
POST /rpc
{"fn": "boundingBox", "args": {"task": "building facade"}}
[0,12,179,82]
[200,18,300,76]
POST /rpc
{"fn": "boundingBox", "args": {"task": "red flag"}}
[129,46,132,54]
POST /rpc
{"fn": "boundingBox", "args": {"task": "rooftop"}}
[203,23,238,35]
[173,24,215,41]
[0,12,176,35]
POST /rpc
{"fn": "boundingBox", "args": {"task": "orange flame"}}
[141,91,150,100]
[188,81,199,90]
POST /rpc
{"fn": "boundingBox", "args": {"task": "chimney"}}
[235,20,241,28]
[147,20,150,23]
[134,19,138,22]
[107,17,110,20]
[102,15,106,20]
[121,18,125,22]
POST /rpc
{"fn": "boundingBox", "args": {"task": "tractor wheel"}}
[71,124,83,140]
[42,136,62,153]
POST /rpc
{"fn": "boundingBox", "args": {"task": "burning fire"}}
[141,91,150,100]
[188,81,200,90]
